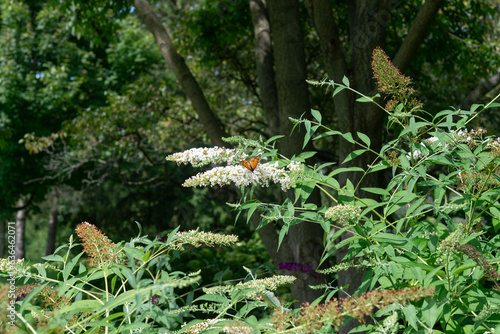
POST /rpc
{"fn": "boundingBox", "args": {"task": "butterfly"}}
[239,153,262,172]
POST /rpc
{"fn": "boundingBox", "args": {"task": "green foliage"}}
[231,82,500,331]
[165,58,500,332]
[5,79,500,332]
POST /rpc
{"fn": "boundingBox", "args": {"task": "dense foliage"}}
[2,47,500,332]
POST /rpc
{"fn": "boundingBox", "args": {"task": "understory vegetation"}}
[2,48,500,333]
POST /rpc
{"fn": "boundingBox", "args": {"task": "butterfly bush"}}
[405,128,500,162]
[166,146,238,166]
[167,147,304,191]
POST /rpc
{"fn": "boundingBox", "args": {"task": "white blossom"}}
[166,146,239,167]
[182,160,304,191]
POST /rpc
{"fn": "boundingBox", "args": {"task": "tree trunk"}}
[267,0,326,305]
[132,0,227,147]
[268,0,311,158]
[0,221,4,258]
[249,0,280,136]
[15,198,26,260]
[46,189,58,255]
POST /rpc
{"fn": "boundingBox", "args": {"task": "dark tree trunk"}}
[249,0,280,136]
[46,189,58,255]
[0,221,4,258]
[267,0,326,305]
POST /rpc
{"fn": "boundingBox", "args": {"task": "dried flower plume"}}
[75,222,118,267]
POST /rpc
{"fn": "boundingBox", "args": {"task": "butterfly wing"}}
[240,154,261,172]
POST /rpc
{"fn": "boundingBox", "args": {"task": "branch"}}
[393,0,445,72]
[460,71,500,109]
[132,0,227,147]
[304,0,348,83]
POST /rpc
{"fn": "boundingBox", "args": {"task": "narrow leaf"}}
[311,109,322,123]
[342,76,350,87]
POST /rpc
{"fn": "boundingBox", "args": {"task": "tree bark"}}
[249,0,280,136]
[267,0,311,158]
[46,189,58,255]
[266,0,326,305]
[460,71,500,109]
[132,0,227,147]
[0,221,4,258]
[15,198,26,260]
[393,0,446,72]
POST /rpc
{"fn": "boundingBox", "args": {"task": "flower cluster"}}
[278,262,322,278]
[15,283,40,302]
[455,128,487,149]
[372,47,422,113]
[271,286,435,331]
[203,275,296,298]
[182,160,303,191]
[181,319,253,334]
[167,230,238,250]
[181,318,223,334]
[0,258,26,274]
[437,223,465,254]
[486,136,500,157]
[75,222,119,268]
[455,244,499,283]
[457,169,500,194]
[166,147,238,167]
[325,204,361,226]
[406,136,441,162]
[151,294,161,305]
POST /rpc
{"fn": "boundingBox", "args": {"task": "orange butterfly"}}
[239,154,262,172]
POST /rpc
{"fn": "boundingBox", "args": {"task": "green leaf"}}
[355,96,373,102]
[123,247,144,261]
[277,225,288,251]
[451,260,477,276]
[313,130,342,140]
[424,265,445,285]
[194,293,230,304]
[327,167,365,177]
[332,86,345,97]
[122,268,137,288]
[361,187,389,196]
[342,76,350,87]
[303,119,312,149]
[311,109,322,123]
[295,151,317,161]
[421,297,444,329]
[264,135,285,146]
[295,181,315,203]
[342,149,367,164]
[402,304,419,330]
[372,233,411,248]
[59,300,103,314]
[164,225,181,244]
[341,132,355,144]
[36,264,47,277]
[42,254,65,262]
[357,132,371,147]
[63,252,84,281]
